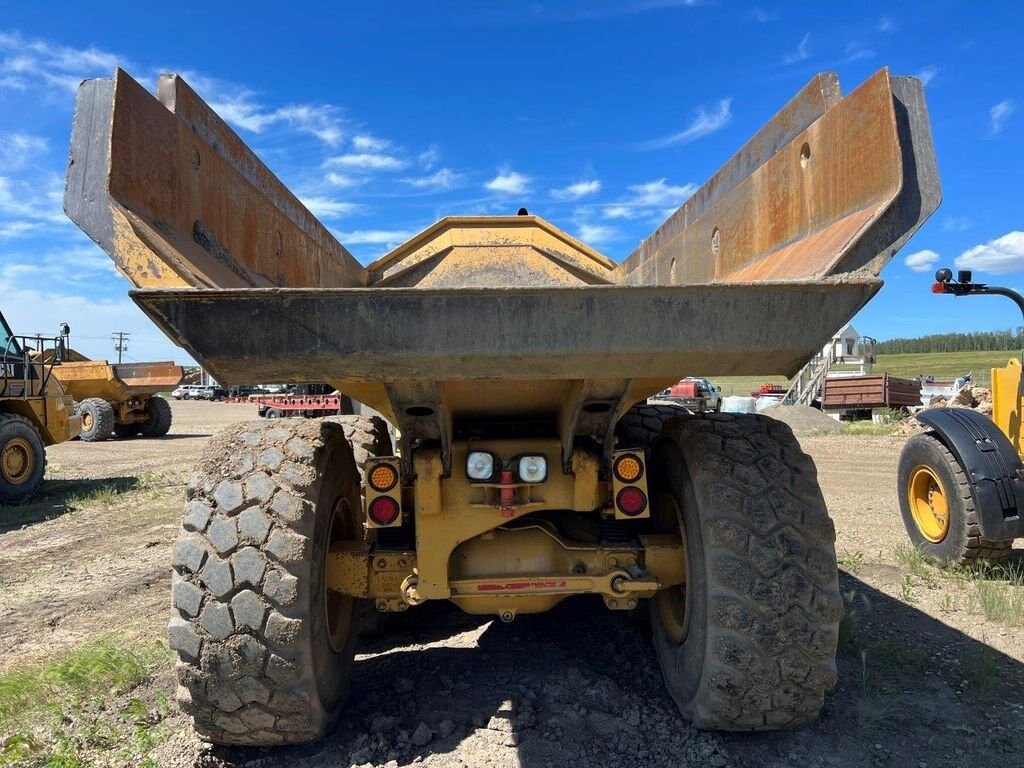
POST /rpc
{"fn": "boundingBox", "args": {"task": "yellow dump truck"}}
[897,269,1024,564]
[65,67,940,744]
[1,311,81,504]
[51,357,182,441]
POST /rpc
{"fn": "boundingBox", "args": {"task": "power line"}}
[111,331,130,363]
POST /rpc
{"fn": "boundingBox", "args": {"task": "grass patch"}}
[838,550,865,575]
[0,637,173,767]
[842,422,899,436]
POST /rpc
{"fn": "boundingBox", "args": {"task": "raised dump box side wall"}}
[67,67,940,471]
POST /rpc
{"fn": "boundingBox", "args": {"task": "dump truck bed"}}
[65,66,939,468]
[52,359,184,401]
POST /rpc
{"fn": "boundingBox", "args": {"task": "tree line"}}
[877,328,1024,354]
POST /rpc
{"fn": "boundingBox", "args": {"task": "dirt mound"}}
[760,404,845,435]
[924,384,993,416]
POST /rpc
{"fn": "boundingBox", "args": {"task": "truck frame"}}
[65,67,939,744]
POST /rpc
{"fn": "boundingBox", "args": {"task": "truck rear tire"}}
[170,417,369,745]
[78,398,114,442]
[897,433,1012,565]
[0,413,46,504]
[649,413,842,730]
[139,396,173,438]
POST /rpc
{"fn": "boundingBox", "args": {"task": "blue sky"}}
[0,1,1022,365]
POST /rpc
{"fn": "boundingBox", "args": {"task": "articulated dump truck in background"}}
[65,67,940,745]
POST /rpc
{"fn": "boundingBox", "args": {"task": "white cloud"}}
[642,99,731,149]
[941,215,971,233]
[783,33,811,65]
[0,132,48,170]
[325,153,407,171]
[403,168,463,190]
[334,229,414,245]
[325,172,359,188]
[174,70,345,146]
[597,178,697,221]
[577,224,617,245]
[419,145,441,170]
[0,221,42,239]
[745,7,777,22]
[550,179,602,201]
[625,179,697,207]
[904,249,940,273]
[844,42,875,63]
[990,100,1015,135]
[917,66,938,87]
[351,134,390,152]
[0,31,124,94]
[0,174,67,224]
[298,196,363,219]
[485,168,531,195]
[878,16,897,33]
[956,232,1024,275]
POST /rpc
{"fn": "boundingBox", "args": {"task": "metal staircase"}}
[783,333,877,406]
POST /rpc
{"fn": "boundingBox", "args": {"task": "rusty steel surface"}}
[614,69,932,286]
[65,70,366,290]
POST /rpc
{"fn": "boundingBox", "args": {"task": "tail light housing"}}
[365,458,402,528]
[611,449,649,520]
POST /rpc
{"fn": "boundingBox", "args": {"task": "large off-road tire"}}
[0,413,46,504]
[77,398,114,442]
[138,396,173,438]
[647,412,842,730]
[169,416,390,745]
[897,432,1012,566]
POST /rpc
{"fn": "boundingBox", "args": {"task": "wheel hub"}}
[81,411,94,430]
[325,496,355,653]
[654,492,690,644]
[1,437,35,485]
[908,465,949,543]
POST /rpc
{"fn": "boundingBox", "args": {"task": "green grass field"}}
[712,349,1020,396]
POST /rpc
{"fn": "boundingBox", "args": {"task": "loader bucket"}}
[65,66,939,468]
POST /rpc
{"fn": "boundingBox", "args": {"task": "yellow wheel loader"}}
[1,311,81,504]
[65,67,940,744]
[897,269,1024,565]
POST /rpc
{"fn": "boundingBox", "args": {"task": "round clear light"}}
[467,451,495,480]
[518,455,547,483]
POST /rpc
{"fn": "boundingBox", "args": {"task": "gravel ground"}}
[760,405,845,435]
[1,401,1022,768]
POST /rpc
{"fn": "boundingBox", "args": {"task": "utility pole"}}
[111,331,130,363]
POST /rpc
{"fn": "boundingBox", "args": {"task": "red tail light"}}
[368,496,400,526]
[616,487,648,517]
[931,282,945,294]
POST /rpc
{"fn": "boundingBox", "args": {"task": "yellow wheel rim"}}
[908,465,949,543]
[81,411,94,430]
[1,436,36,485]
[654,492,689,644]
[324,496,355,653]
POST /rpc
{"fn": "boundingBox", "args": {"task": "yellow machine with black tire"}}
[0,309,81,504]
[897,268,1024,565]
[66,68,939,744]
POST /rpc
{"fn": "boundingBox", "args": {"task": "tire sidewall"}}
[897,434,970,562]
[308,427,360,718]
[649,439,709,709]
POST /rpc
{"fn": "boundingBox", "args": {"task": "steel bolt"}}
[376,558,387,570]
[608,599,618,609]
[626,599,637,610]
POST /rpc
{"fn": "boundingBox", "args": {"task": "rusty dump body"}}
[66,67,939,474]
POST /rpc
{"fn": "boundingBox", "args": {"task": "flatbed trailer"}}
[251,393,347,418]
